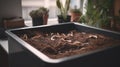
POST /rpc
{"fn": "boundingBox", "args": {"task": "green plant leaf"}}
[56,0,61,9]
[65,0,70,11]
[56,0,70,20]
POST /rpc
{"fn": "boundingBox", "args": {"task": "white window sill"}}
[25,18,58,27]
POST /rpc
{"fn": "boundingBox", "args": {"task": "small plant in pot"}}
[70,6,82,22]
[29,7,49,26]
[56,0,71,23]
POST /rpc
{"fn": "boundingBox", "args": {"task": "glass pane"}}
[22,0,58,20]
[22,0,82,20]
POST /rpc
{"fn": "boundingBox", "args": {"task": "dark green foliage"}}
[80,0,113,28]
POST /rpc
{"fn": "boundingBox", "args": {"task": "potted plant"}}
[56,0,71,23]
[70,6,82,22]
[29,7,49,26]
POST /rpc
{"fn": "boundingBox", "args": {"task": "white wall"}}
[0,0,22,27]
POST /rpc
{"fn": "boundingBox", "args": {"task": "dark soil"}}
[20,30,120,59]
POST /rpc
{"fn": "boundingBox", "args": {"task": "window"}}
[22,0,57,20]
[22,0,82,21]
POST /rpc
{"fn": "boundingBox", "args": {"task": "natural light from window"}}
[21,0,82,21]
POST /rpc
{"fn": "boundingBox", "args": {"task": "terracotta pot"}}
[43,14,48,25]
[70,12,81,22]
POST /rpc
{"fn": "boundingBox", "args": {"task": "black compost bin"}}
[6,23,120,67]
